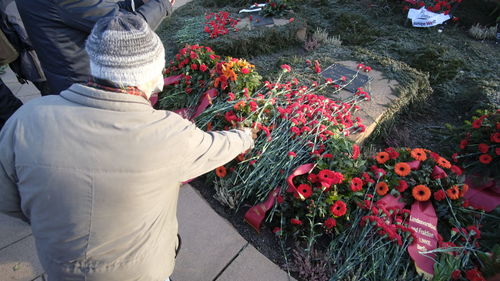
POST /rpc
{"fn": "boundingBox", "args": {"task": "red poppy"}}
[478,143,489,153]
[290,218,302,225]
[297,184,312,199]
[384,147,399,159]
[324,218,336,229]
[350,177,363,192]
[307,173,318,183]
[280,64,291,72]
[395,180,408,193]
[215,166,227,178]
[314,60,321,73]
[491,133,500,143]
[479,154,492,164]
[465,268,485,281]
[317,169,344,187]
[451,270,461,280]
[433,190,446,201]
[450,165,462,175]
[330,201,347,217]
[459,139,468,149]
[472,118,483,128]
[352,144,360,159]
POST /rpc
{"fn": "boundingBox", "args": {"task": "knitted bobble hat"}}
[85,12,165,86]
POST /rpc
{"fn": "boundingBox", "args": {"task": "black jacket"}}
[16,0,172,94]
[0,0,46,84]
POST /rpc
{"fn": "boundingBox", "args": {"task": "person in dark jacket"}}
[0,80,22,131]
[16,0,174,94]
[1,0,49,95]
[0,0,50,131]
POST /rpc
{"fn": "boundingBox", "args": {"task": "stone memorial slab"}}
[321,64,370,93]
[325,61,399,144]
[249,14,275,27]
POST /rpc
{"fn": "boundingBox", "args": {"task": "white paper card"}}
[407,7,451,27]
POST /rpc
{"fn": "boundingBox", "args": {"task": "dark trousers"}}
[0,78,23,131]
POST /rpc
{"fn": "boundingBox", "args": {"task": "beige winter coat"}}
[0,84,253,281]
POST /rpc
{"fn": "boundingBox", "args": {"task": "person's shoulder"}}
[13,95,65,119]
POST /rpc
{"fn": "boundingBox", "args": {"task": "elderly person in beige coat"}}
[0,13,254,281]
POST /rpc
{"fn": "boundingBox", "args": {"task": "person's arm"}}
[56,0,172,33]
[0,118,28,222]
[135,0,173,31]
[178,118,254,182]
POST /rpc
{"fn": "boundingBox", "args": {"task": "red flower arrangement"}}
[204,11,239,39]
[365,147,468,208]
[454,110,499,180]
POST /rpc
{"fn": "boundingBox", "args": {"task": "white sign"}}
[239,3,266,13]
[407,7,451,27]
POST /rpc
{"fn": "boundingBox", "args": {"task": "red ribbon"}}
[286,163,315,198]
[377,194,406,209]
[464,176,500,212]
[407,201,438,279]
[150,75,184,106]
[164,75,184,86]
[244,187,280,232]
[174,88,219,120]
[430,165,447,180]
[408,160,421,170]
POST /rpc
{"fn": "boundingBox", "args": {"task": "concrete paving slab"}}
[216,244,296,281]
[0,235,43,281]
[172,185,247,281]
[0,214,31,250]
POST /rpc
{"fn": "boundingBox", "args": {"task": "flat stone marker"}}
[326,61,399,144]
[172,185,247,281]
[216,244,296,281]
[322,64,370,93]
[249,14,274,27]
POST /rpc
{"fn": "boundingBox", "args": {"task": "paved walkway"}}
[1,66,294,281]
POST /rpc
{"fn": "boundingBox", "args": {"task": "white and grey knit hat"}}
[85,13,165,86]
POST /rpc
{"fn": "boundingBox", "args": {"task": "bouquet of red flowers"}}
[365,147,468,211]
[453,109,500,180]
